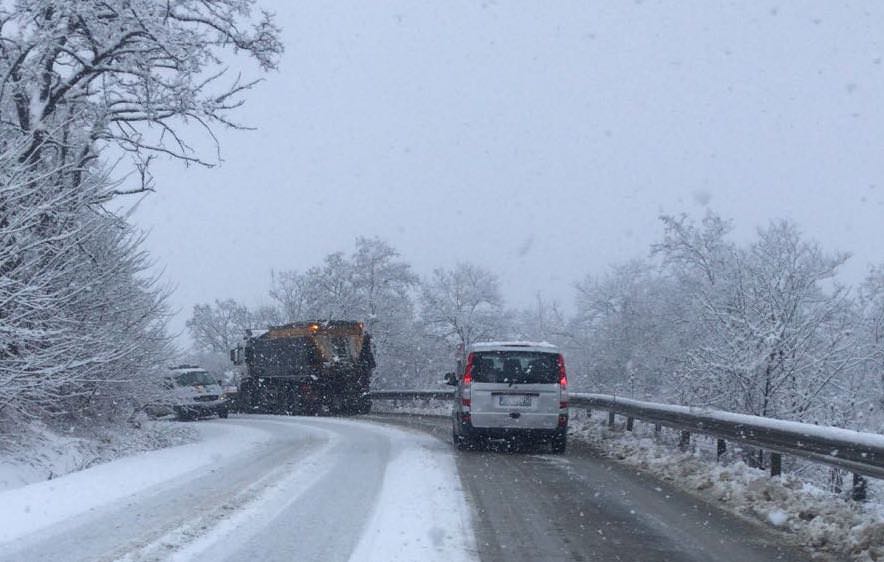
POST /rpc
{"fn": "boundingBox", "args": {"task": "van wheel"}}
[550,435,567,454]
[453,429,475,451]
[453,429,466,450]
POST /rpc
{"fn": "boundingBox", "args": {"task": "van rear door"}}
[468,350,561,430]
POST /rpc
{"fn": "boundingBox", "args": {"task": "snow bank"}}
[569,412,884,561]
[347,422,476,562]
[0,420,271,544]
[0,420,196,492]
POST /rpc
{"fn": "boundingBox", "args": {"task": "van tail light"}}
[557,354,569,410]
[461,352,474,409]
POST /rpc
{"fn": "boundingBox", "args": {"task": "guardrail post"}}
[770,453,782,477]
[716,439,727,461]
[678,431,691,451]
[626,417,634,431]
[608,411,616,427]
[852,473,867,501]
[654,423,661,435]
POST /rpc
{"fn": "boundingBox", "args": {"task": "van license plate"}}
[499,394,531,407]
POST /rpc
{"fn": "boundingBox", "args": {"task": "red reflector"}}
[556,354,568,387]
[558,414,568,428]
[462,398,471,407]
[463,352,475,384]
[560,401,569,409]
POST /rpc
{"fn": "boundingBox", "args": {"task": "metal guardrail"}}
[368,389,884,494]
[369,389,453,402]
[569,394,884,482]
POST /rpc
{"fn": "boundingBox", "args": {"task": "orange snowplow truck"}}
[230,321,375,415]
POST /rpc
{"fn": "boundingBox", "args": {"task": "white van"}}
[165,366,229,420]
[448,341,568,453]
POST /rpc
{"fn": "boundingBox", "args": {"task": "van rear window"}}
[470,351,559,384]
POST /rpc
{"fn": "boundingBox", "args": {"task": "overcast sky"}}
[131,1,884,342]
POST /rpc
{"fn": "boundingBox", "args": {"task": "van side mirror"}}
[444,372,458,386]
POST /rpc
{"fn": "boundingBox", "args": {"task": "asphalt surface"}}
[371,413,815,562]
[1,414,818,562]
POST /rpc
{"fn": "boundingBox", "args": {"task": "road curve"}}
[370,414,813,562]
[0,416,475,562]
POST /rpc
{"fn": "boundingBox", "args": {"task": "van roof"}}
[468,341,559,354]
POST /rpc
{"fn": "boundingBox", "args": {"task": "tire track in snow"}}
[0,418,323,562]
[0,416,478,562]
[177,417,477,562]
[120,419,340,561]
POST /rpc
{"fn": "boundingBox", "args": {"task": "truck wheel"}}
[455,434,480,451]
[550,435,567,454]
[239,380,256,412]
[335,399,351,417]
[300,400,319,417]
[357,397,371,415]
[328,398,344,416]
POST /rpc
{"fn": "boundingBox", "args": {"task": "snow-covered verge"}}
[0,417,198,493]
[568,410,884,561]
[0,420,271,545]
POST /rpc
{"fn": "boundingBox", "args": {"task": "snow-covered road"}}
[0,414,821,561]
[0,416,476,562]
[374,414,813,562]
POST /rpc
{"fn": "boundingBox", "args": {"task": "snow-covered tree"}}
[419,263,507,350]
[569,260,688,396]
[0,143,172,424]
[511,294,569,344]
[0,0,282,191]
[856,266,884,430]
[655,213,861,423]
[269,270,311,323]
[267,238,421,387]
[250,304,283,328]
[0,0,282,430]
[187,299,255,354]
